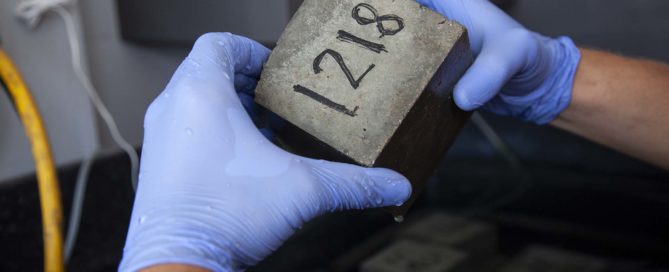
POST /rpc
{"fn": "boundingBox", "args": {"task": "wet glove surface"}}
[417,0,581,124]
[119,33,411,272]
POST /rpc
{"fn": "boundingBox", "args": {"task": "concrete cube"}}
[255,0,472,215]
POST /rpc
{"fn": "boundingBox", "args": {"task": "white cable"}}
[471,113,522,170]
[15,0,139,189]
[468,112,532,215]
[63,150,95,263]
[51,6,139,191]
[16,1,140,261]
[15,0,72,29]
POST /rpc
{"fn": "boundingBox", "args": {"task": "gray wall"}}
[0,0,98,182]
[78,0,188,150]
[0,0,292,182]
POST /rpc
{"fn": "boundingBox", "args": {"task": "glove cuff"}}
[118,207,237,272]
[487,35,581,125]
[530,36,582,125]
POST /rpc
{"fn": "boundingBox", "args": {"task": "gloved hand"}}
[416,0,581,124]
[119,33,411,272]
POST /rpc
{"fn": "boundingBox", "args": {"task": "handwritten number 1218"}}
[293,3,405,117]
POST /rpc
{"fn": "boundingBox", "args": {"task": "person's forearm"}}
[552,48,669,170]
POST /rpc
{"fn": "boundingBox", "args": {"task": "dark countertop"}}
[1,147,668,271]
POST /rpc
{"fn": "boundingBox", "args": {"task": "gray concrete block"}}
[360,240,471,272]
[255,0,473,216]
[500,246,608,272]
[400,213,497,257]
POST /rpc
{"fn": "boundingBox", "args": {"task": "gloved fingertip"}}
[364,168,404,180]
[236,36,270,78]
[454,45,516,111]
[453,86,483,111]
[414,0,433,8]
[364,168,412,207]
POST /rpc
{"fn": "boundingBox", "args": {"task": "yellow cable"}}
[0,48,64,272]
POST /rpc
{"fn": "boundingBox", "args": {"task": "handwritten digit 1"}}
[336,30,388,53]
[293,85,359,117]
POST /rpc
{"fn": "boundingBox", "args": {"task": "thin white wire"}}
[52,6,139,191]
[471,112,521,170]
[468,112,532,215]
[63,150,95,263]
[16,0,139,262]
[15,0,71,29]
[31,4,139,263]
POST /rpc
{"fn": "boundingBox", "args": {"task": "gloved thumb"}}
[453,30,531,111]
[306,159,412,213]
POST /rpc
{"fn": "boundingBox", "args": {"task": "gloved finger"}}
[159,33,270,125]
[415,0,479,50]
[174,33,269,87]
[415,0,472,28]
[229,36,271,79]
[415,0,458,19]
[239,93,258,118]
[235,73,259,96]
[251,103,286,132]
[453,31,529,110]
[307,160,412,213]
[415,0,524,55]
[238,93,277,141]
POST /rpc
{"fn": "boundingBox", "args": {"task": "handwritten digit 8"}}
[352,3,405,37]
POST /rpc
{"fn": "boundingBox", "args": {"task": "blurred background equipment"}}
[1,0,669,271]
[116,0,293,46]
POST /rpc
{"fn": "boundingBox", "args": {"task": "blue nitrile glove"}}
[119,33,411,272]
[416,0,581,124]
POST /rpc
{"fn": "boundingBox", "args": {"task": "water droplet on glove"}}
[189,59,201,68]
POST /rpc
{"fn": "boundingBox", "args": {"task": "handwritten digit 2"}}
[313,49,376,89]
